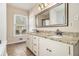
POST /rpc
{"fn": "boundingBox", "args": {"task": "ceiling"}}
[8,3,37,11]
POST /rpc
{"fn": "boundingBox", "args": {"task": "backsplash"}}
[36,30,79,37]
[62,32,79,37]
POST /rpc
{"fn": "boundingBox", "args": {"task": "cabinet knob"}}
[46,48,49,50]
[46,48,52,52]
[49,50,52,52]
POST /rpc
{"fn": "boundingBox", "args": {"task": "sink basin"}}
[48,35,62,39]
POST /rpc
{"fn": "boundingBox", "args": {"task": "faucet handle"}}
[56,29,62,35]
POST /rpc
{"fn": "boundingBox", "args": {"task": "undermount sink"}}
[47,35,62,39]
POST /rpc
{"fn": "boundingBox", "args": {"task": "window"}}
[14,14,28,36]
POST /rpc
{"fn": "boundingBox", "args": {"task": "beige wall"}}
[7,4,28,44]
[29,3,79,33]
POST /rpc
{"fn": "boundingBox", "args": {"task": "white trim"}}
[13,14,28,37]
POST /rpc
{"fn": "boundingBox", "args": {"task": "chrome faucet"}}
[56,29,62,35]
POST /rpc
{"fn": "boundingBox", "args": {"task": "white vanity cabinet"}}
[27,34,39,55]
[27,34,79,56]
[39,38,76,56]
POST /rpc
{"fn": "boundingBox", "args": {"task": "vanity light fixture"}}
[44,3,49,7]
[38,3,49,10]
[38,4,42,10]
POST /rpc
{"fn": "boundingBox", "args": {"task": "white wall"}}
[0,3,7,45]
[29,3,79,32]
[0,3,7,55]
[29,14,36,32]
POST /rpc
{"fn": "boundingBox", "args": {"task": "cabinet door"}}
[39,38,50,56]
[48,40,70,56]
[39,38,71,56]
[27,35,33,51]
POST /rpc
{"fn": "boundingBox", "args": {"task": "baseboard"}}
[7,41,26,45]
[27,47,35,56]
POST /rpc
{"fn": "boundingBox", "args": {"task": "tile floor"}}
[7,42,34,56]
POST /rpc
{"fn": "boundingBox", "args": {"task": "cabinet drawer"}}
[33,36,38,44]
[39,38,70,56]
[33,44,38,50]
[33,42,38,47]
[33,42,38,55]
[33,49,38,55]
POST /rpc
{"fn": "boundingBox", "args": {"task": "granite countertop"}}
[26,32,79,46]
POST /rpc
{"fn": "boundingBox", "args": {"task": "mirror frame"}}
[35,3,69,28]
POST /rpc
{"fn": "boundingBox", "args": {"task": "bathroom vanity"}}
[26,3,79,56]
[26,32,79,56]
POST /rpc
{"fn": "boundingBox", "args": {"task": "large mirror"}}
[36,3,68,27]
